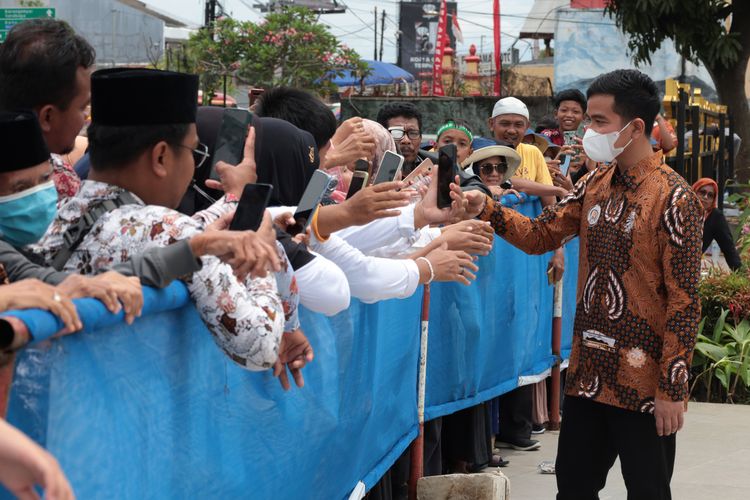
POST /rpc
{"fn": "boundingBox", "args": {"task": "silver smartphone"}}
[288,170,333,236]
[373,150,405,184]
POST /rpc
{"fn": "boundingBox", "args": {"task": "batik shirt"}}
[32,180,300,372]
[480,152,702,412]
[50,154,81,202]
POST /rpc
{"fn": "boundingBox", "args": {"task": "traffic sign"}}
[0,8,55,43]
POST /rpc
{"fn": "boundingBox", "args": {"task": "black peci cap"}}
[91,68,199,126]
[0,110,50,172]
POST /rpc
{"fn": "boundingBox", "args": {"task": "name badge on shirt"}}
[582,329,616,353]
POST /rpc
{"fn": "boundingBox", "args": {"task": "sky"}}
[147,0,538,62]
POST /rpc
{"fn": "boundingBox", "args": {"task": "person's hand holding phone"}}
[342,181,411,224]
[195,210,282,280]
[205,125,257,198]
[414,171,469,228]
[324,120,376,169]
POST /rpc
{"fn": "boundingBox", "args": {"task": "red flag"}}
[452,10,463,44]
[432,0,448,97]
[493,0,501,96]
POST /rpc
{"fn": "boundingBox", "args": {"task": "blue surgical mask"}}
[0,180,58,247]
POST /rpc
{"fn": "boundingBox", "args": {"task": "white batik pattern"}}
[32,180,300,371]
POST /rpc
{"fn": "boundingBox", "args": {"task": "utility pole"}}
[373,6,378,60]
[205,0,217,38]
[379,10,386,61]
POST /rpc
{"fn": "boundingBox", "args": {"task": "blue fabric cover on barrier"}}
[3,199,578,499]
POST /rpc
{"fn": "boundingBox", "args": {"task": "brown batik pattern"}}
[480,152,703,412]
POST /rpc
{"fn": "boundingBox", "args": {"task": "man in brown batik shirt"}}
[466,69,702,500]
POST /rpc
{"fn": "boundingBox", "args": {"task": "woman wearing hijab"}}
[259,118,480,303]
[363,118,397,178]
[692,178,742,271]
[182,112,350,317]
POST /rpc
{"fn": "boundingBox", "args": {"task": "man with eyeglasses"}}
[377,102,425,175]
[31,68,305,374]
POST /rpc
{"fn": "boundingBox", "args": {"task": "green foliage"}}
[727,186,750,259]
[692,310,750,403]
[699,270,750,328]
[604,0,741,72]
[185,7,369,101]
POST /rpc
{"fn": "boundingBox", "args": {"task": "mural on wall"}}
[553,8,716,100]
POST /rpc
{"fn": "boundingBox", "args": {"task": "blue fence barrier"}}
[3,200,577,499]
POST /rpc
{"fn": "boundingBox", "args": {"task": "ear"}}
[487,117,494,130]
[149,141,170,179]
[36,104,56,133]
[630,118,646,140]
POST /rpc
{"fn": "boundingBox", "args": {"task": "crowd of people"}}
[0,17,714,500]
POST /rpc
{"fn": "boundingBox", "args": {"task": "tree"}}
[186,7,369,101]
[605,0,750,181]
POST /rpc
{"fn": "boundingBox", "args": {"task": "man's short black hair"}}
[587,69,660,135]
[376,102,423,132]
[88,123,191,171]
[254,87,336,149]
[0,19,95,110]
[554,89,586,111]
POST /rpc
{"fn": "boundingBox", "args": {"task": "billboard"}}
[554,9,715,98]
[397,1,457,78]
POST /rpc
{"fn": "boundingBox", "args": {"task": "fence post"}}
[676,86,687,179]
[728,113,735,182]
[408,285,431,500]
[718,110,726,208]
[548,280,563,431]
[690,102,701,183]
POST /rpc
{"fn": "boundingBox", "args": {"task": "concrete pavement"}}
[493,402,750,499]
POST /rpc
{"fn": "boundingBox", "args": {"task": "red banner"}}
[432,0,448,96]
[493,0,501,95]
[571,0,608,7]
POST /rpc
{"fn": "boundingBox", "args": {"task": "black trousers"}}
[496,384,533,442]
[556,396,676,500]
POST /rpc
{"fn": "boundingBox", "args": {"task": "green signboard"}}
[0,8,56,42]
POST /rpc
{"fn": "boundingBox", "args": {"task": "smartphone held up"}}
[437,144,457,209]
[287,170,333,236]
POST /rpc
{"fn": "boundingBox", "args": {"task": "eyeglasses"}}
[175,142,210,169]
[389,128,421,140]
[479,162,508,176]
[697,189,715,200]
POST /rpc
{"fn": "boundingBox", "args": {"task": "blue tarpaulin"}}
[3,199,577,499]
[328,60,415,87]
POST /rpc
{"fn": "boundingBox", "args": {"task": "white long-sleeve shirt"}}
[268,206,421,302]
[333,203,424,258]
[295,251,350,315]
[309,233,421,303]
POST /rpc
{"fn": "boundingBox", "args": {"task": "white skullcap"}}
[491,97,529,120]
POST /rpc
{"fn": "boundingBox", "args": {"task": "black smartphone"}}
[437,144,457,209]
[346,159,370,199]
[287,170,333,236]
[210,108,253,181]
[229,183,273,231]
[373,150,405,184]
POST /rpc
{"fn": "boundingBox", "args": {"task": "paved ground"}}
[493,402,750,500]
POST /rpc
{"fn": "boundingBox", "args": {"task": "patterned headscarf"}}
[364,119,397,181]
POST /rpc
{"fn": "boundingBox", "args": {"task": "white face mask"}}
[582,121,633,163]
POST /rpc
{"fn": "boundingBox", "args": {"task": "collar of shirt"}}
[77,180,146,206]
[610,151,663,191]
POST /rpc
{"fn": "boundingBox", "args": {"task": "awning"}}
[329,60,415,87]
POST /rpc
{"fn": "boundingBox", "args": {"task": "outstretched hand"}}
[205,125,257,198]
